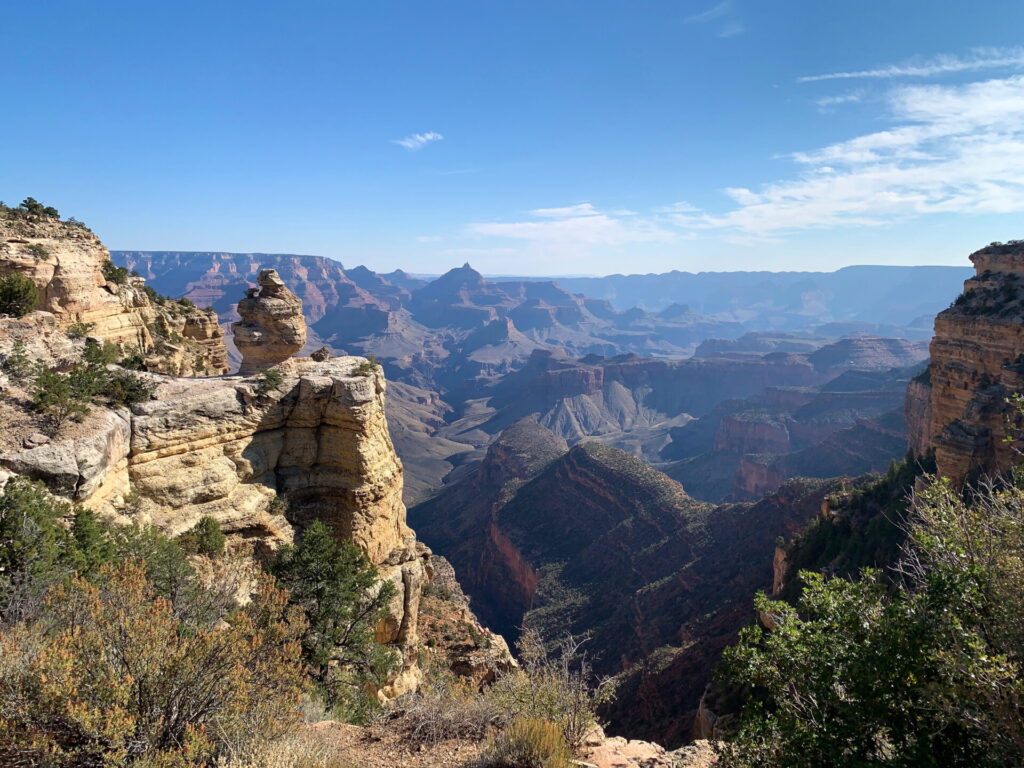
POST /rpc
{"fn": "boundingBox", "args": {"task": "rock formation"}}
[1,215,512,701]
[0,213,228,375]
[233,269,307,374]
[908,241,1024,481]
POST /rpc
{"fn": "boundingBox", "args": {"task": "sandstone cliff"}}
[0,211,228,376]
[1,212,510,698]
[908,241,1024,481]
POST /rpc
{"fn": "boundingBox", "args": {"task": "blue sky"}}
[3,1,1024,275]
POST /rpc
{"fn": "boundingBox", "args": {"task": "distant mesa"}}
[232,268,307,375]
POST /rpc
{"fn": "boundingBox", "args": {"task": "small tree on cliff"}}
[271,520,398,721]
[0,273,39,317]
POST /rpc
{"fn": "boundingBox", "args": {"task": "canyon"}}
[10,212,1020,756]
[409,418,840,746]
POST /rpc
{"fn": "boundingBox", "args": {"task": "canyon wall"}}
[909,242,1024,481]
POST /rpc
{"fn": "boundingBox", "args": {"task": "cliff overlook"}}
[0,209,510,706]
[908,240,1024,481]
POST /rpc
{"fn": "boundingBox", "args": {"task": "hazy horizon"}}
[111,249,974,281]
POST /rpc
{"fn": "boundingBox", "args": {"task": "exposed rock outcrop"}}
[0,213,228,376]
[0,349,510,697]
[908,241,1024,481]
[233,269,307,374]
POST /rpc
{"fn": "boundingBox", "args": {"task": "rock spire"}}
[233,268,306,374]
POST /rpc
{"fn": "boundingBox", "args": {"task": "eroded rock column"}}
[233,268,306,374]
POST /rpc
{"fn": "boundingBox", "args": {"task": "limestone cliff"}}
[233,268,307,374]
[908,241,1024,481]
[0,211,228,376]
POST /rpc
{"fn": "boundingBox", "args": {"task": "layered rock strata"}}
[908,241,1024,481]
[233,268,307,374]
[0,214,228,375]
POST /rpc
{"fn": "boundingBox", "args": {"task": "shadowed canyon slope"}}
[409,419,840,746]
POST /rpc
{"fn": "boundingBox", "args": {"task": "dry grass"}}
[390,668,503,744]
[220,730,355,768]
[476,718,572,768]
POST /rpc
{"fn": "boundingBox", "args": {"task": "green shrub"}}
[258,368,285,392]
[720,477,1024,767]
[0,273,39,317]
[142,284,166,305]
[179,516,227,557]
[272,520,398,722]
[82,338,120,366]
[0,477,78,624]
[13,197,59,219]
[26,243,49,261]
[100,260,130,285]
[105,368,157,405]
[66,320,95,338]
[479,717,572,768]
[31,366,90,433]
[0,340,32,378]
[354,355,380,376]
[119,348,149,371]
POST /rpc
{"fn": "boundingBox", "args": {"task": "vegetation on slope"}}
[0,477,396,766]
[721,476,1024,766]
[778,451,936,601]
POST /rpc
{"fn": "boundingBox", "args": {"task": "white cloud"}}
[815,90,865,110]
[469,204,675,247]
[685,1,743,38]
[799,47,1024,83]
[531,203,601,218]
[391,131,444,150]
[689,75,1024,235]
[685,1,732,23]
[657,201,700,213]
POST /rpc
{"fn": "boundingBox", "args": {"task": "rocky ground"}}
[289,721,718,768]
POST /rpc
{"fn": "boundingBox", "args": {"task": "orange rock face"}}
[909,242,1024,482]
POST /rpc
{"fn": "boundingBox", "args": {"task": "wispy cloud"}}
[469,204,674,248]
[685,74,1024,235]
[685,1,732,23]
[815,90,865,110]
[531,203,601,219]
[391,131,444,150]
[799,47,1024,83]
[685,0,744,38]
